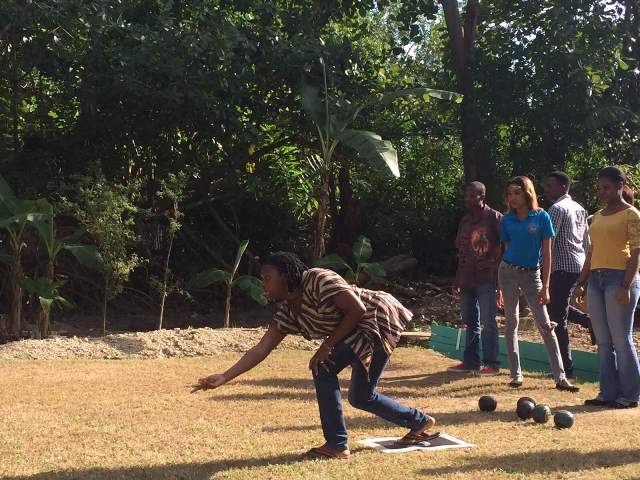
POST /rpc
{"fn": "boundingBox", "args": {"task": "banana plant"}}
[315,235,386,286]
[16,277,74,335]
[0,175,52,338]
[188,240,266,328]
[28,205,104,338]
[300,58,461,260]
[0,174,104,339]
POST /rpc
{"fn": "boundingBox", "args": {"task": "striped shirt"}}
[548,194,590,273]
[272,268,412,369]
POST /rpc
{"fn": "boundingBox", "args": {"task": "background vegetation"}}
[0,0,637,337]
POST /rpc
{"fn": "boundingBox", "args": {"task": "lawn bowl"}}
[517,396,536,408]
[554,410,575,429]
[478,395,497,412]
[532,404,551,424]
[516,400,535,420]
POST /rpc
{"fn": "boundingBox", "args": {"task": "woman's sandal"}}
[303,444,350,460]
[396,416,440,446]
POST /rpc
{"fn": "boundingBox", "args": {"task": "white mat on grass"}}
[358,433,473,453]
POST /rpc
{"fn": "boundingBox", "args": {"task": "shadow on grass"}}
[215,374,597,409]
[4,453,304,480]
[211,390,316,402]
[380,371,461,388]
[418,448,640,476]
[551,403,614,415]
[261,399,607,433]
[15,448,634,480]
[261,409,524,433]
[233,370,474,392]
[238,369,467,391]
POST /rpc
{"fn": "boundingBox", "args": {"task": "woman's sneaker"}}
[447,363,473,373]
[479,367,500,376]
[556,378,580,392]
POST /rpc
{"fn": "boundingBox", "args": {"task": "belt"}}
[503,260,539,272]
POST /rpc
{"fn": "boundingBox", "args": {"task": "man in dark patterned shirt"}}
[545,171,592,379]
[448,182,503,376]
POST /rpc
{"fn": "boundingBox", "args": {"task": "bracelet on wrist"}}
[320,341,334,351]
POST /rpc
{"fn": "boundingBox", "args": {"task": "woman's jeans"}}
[460,283,500,369]
[498,261,567,383]
[587,269,640,405]
[312,341,427,450]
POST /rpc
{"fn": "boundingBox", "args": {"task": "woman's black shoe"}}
[584,398,609,406]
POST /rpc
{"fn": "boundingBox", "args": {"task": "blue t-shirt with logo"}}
[500,210,555,268]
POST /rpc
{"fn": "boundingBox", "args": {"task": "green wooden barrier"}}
[430,324,598,382]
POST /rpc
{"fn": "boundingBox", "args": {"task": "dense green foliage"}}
[0,0,637,332]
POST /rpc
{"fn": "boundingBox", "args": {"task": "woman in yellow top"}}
[576,167,640,409]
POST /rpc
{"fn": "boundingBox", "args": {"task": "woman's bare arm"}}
[538,237,552,304]
[308,290,366,374]
[192,322,286,391]
[324,291,366,348]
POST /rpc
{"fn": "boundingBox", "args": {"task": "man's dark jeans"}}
[549,270,592,377]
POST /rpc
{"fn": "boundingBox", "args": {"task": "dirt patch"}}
[0,327,319,360]
[3,277,639,361]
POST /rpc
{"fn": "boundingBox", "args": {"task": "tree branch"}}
[463,0,480,63]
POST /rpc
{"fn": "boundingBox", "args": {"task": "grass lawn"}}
[1,347,639,480]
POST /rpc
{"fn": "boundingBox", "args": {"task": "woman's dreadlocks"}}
[262,252,308,292]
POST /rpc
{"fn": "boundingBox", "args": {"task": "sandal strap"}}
[305,446,350,459]
[396,431,440,445]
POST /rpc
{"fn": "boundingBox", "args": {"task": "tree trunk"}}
[7,235,24,339]
[8,262,22,339]
[157,230,175,330]
[102,275,109,335]
[11,76,19,162]
[223,283,232,328]
[37,259,55,339]
[9,34,20,163]
[461,93,493,186]
[441,0,495,192]
[328,160,360,261]
[312,168,330,261]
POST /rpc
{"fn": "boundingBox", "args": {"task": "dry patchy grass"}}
[1,348,639,480]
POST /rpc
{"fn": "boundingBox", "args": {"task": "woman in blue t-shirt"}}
[498,176,579,391]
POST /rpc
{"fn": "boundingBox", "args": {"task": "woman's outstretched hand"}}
[190,373,227,393]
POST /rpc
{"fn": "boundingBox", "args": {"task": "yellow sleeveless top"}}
[589,207,640,270]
